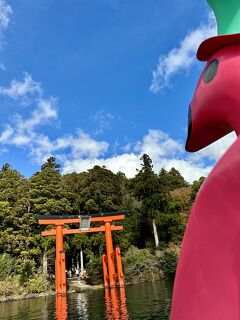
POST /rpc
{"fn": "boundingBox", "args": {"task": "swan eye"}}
[203,59,218,83]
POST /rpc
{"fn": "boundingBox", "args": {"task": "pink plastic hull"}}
[171,138,240,319]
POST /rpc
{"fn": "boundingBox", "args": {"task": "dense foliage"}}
[0,155,204,290]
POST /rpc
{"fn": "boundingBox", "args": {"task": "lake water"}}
[0,281,173,319]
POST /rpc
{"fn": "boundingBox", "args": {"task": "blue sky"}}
[0,0,236,182]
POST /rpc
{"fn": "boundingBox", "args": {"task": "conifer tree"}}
[130,154,161,247]
[0,164,39,281]
[29,157,71,215]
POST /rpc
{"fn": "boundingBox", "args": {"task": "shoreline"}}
[0,276,166,303]
[0,283,104,303]
[0,291,55,303]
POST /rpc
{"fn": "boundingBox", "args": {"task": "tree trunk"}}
[76,253,80,270]
[80,250,85,278]
[42,252,48,276]
[152,219,159,248]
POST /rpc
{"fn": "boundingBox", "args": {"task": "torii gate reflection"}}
[55,287,129,320]
[55,295,67,320]
[105,287,129,319]
[36,211,126,296]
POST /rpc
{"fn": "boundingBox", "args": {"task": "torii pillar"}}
[55,225,67,296]
[105,221,116,287]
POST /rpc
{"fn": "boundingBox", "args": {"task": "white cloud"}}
[0,73,59,156]
[12,133,32,146]
[0,0,12,48]
[28,134,55,163]
[55,130,109,159]
[150,13,216,93]
[0,123,33,146]
[61,129,235,183]
[0,72,42,104]
[196,132,236,162]
[15,98,58,131]
[0,73,58,140]
[25,130,109,165]
[0,73,109,165]
[131,129,214,182]
[62,153,140,177]
[0,0,12,29]
[0,125,13,142]
[62,152,212,182]
[0,100,235,182]
[134,129,182,158]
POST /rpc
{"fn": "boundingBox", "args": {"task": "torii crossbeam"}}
[36,211,126,296]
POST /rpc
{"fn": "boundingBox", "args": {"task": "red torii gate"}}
[36,211,125,296]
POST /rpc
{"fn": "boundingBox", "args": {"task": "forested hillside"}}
[0,154,204,294]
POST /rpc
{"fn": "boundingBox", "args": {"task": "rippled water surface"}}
[0,281,173,319]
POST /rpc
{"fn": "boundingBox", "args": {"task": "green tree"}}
[156,212,185,243]
[0,254,14,280]
[79,166,123,213]
[190,176,205,205]
[62,172,86,214]
[0,164,39,281]
[167,168,189,190]
[41,156,60,170]
[159,167,188,193]
[29,157,71,215]
[130,154,161,248]
[29,158,72,277]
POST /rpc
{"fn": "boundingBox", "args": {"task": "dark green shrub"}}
[0,254,14,280]
[17,259,36,283]
[160,248,178,278]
